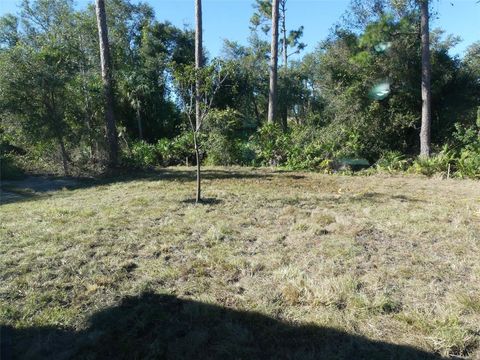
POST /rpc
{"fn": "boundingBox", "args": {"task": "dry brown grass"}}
[1,167,480,358]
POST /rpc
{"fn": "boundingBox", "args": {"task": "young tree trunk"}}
[195,0,203,203]
[195,0,203,130]
[420,0,431,157]
[267,0,280,124]
[95,0,118,167]
[193,131,201,203]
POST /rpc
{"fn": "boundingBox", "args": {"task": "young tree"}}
[267,0,280,124]
[173,61,230,203]
[195,0,203,202]
[419,0,431,157]
[95,0,118,166]
[173,0,230,203]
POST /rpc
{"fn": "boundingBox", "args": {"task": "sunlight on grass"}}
[1,167,480,358]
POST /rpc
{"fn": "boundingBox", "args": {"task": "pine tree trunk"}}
[281,0,287,68]
[195,0,203,203]
[95,0,118,167]
[280,0,288,131]
[267,0,280,124]
[420,0,431,157]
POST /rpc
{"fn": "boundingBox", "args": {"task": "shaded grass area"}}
[2,293,446,359]
[0,168,273,205]
[1,167,480,358]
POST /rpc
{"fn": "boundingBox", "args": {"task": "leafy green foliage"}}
[406,126,480,179]
[251,123,291,166]
[0,2,81,173]
[250,0,306,63]
[283,126,333,171]
[449,123,480,179]
[127,141,158,168]
[0,154,24,180]
[123,132,195,168]
[203,109,248,166]
[477,107,480,129]
[409,148,455,177]
[0,0,194,174]
[456,149,480,179]
[0,128,24,179]
[0,0,479,179]
[375,151,410,172]
[156,133,194,166]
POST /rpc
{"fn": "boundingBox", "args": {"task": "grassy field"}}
[1,167,480,359]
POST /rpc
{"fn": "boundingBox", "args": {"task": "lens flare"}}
[369,81,391,100]
[374,42,392,53]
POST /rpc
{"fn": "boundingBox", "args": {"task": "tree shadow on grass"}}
[0,168,272,206]
[1,293,449,360]
[181,197,223,205]
[346,192,426,204]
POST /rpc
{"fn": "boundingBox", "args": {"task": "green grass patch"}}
[1,167,480,358]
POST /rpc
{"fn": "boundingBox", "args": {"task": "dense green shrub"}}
[452,123,480,151]
[409,147,455,177]
[119,119,480,180]
[204,132,238,166]
[127,141,158,168]
[236,140,257,166]
[456,149,480,179]
[370,129,479,179]
[284,126,334,170]
[375,151,410,172]
[404,124,479,179]
[449,123,480,179]
[1,130,25,179]
[155,139,175,165]
[251,123,291,166]
[123,132,196,168]
[156,132,194,166]
[286,141,332,171]
[0,154,24,180]
[203,109,245,166]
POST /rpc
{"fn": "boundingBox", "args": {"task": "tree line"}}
[1,0,479,191]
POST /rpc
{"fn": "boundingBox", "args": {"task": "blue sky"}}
[1,0,478,57]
